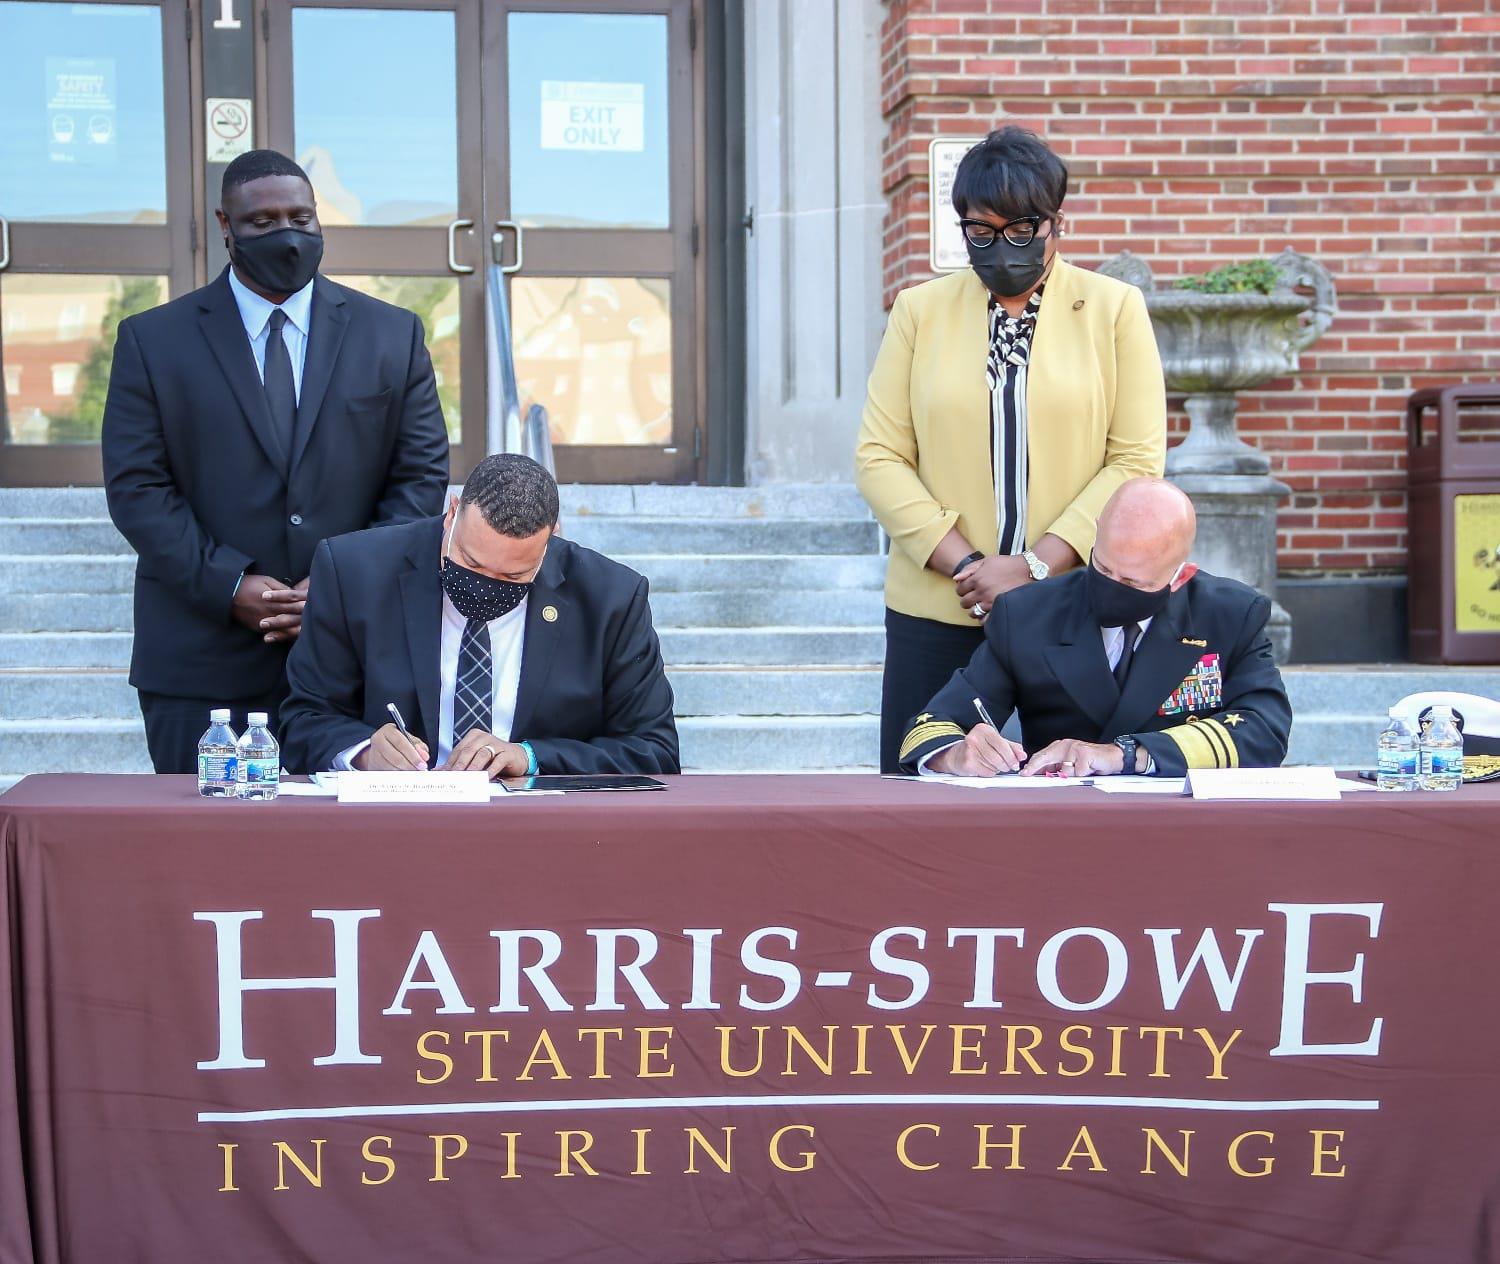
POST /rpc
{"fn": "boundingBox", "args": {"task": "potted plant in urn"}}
[1097,248,1338,661]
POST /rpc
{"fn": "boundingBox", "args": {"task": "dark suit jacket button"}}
[289,513,304,526]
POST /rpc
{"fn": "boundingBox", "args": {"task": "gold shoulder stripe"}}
[899,720,966,761]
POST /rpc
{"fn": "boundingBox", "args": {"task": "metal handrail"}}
[484,257,555,477]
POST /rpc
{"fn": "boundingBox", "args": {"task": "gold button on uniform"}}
[542,605,558,623]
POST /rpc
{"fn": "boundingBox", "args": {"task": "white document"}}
[1187,767,1344,802]
[337,771,491,804]
[275,780,339,797]
[1092,776,1188,795]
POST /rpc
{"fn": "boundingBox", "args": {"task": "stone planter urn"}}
[1098,248,1337,661]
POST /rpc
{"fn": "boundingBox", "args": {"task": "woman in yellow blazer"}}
[856,127,1166,772]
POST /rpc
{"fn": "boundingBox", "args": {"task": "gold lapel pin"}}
[542,605,558,623]
[1181,637,1208,648]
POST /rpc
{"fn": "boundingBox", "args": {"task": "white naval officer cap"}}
[1393,690,1500,781]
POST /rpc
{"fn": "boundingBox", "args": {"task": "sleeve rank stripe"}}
[1201,717,1240,768]
[1163,719,1221,769]
[899,721,966,760]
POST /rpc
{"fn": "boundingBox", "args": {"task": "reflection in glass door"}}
[0,0,192,485]
[265,0,483,476]
[487,2,699,484]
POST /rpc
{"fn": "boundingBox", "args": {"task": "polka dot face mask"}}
[441,516,539,623]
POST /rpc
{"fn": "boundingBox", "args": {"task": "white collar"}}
[227,266,315,340]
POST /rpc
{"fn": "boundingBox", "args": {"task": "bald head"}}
[1093,479,1198,593]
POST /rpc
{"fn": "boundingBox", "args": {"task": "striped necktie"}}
[453,617,493,740]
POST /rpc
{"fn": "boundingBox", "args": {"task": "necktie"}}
[263,308,297,466]
[453,617,494,741]
[1113,622,1141,688]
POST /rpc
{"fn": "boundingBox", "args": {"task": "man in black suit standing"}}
[280,454,679,778]
[899,479,1291,778]
[102,149,449,771]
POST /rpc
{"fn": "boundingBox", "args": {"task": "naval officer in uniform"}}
[900,478,1291,778]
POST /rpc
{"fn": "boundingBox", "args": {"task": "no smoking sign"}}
[205,97,253,163]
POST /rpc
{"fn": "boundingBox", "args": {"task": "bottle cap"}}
[247,712,269,726]
[210,708,231,723]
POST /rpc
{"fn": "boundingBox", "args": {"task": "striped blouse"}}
[985,284,1045,556]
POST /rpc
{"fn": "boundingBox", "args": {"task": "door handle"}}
[0,217,9,272]
[492,220,524,275]
[446,218,475,274]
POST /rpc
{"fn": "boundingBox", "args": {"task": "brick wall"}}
[880,0,1499,575]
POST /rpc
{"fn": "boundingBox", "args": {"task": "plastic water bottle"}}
[236,712,281,801]
[197,709,239,798]
[1420,704,1464,792]
[1376,708,1419,792]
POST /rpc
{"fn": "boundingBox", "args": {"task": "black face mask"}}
[1086,556,1182,628]
[228,226,323,295]
[967,231,1048,299]
[440,521,538,622]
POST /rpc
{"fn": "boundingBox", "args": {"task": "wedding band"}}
[1063,760,1075,768]
[481,745,497,759]
[972,603,986,618]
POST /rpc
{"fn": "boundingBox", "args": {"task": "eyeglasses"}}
[960,215,1050,248]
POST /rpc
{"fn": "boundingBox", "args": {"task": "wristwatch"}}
[1021,549,1050,581]
[1111,734,1139,775]
[952,550,985,579]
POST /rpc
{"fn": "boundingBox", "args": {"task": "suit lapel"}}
[1100,587,1203,738]
[1041,580,1119,733]
[511,541,569,738]
[398,521,444,764]
[197,272,287,476]
[290,275,349,472]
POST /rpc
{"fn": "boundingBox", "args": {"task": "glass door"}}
[485,0,700,483]
[0,0,193,486]
[264,0,485,476]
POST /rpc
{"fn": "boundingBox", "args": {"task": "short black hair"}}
[950,126,1069,222]
[460,454,560,538]
[221,149,312,203]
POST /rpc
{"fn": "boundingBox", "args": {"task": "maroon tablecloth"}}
[3,773,1498,1263]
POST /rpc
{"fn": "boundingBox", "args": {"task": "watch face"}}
[1028,556,1049,579]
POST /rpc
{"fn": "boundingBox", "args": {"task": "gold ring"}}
[481,745,497,758]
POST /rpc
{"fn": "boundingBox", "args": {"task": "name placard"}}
[1188,766,1344,802]
[336,771,491,804]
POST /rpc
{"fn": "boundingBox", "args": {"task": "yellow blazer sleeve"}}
[1043,283,1168,559]
[855,289,961,569]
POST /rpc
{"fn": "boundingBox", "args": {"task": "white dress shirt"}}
[333,590,529,771]
[918,618,1155,774]
[227,266,313,401]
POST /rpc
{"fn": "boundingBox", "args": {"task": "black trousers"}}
[139,686,288,774]
[879,608,987,774]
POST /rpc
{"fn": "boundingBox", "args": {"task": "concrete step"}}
[0,718,152,774]
[678,715,878,772]
[0,589,885,634]
[1282,666,1500,713]
[562,517,880,557]
[0,667,882,723]
[0,484,874,523]
[669,667,880,717]
[623,554,883,593]
[657,627,884,667]
[559,484,872,521]
[0,670,137,720]
[0,516,879,559]
[0,633,133,669]
[0,555,135,595]
[0,519,127,555]
[0,553,884,600]
[0,592,133,633]
[651,590,882,630]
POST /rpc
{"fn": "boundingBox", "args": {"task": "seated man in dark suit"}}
[900,478,1290,778]
[280,454,679,777]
